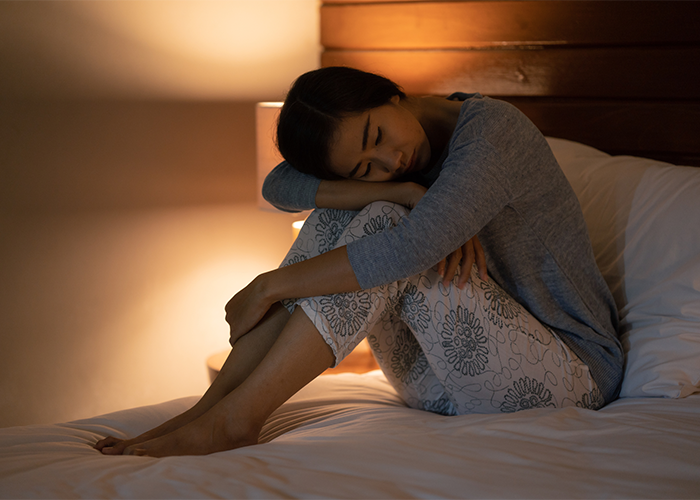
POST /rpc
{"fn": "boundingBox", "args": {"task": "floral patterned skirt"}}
[280,202,603,415]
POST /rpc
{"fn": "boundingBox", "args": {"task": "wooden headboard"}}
[320,0,700,166]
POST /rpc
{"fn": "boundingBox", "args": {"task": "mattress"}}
[1,370,699,499]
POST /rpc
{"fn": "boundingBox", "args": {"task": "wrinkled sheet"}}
[1,371,699,499]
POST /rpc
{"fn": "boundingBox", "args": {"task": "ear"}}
[390,94,401,105]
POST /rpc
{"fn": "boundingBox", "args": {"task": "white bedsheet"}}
[1,371,699,499]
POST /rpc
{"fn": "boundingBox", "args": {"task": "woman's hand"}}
[225,247,360,347]
[395,182,427,209]
[224,273,276,346]
[436,236,488,289]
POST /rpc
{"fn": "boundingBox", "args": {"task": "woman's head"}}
[276,66,407,180]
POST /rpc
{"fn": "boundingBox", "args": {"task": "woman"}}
[95,67,622,457]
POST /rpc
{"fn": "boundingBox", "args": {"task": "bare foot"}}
[121,404,260,457]
[95,403,208,455]
[94,435,127,453]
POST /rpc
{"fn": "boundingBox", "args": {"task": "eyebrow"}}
[348,115,371,178]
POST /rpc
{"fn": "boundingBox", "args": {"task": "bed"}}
[2,1,699,498]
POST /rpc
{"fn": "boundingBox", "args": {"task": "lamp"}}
[255,102,283,212]
[256,102,310,240]
[203,102,380,381]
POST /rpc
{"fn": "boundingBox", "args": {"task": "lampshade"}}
[255,102,284,212]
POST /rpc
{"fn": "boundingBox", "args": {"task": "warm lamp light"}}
[292,220,305,240]
[255,102,284,213]
[256,102,310,239]
[204,107,378,381]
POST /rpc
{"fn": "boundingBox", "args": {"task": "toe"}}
[94,436,121,451]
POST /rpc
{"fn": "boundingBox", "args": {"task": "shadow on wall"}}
[0,100,260,212]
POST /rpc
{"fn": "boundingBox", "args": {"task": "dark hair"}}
[276,66,406,180]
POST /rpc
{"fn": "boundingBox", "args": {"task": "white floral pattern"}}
[280,202,601,416]
[440,306,489,377]
[480,278,523,328]
[363,214,394,236]
[315,210,355,254]
[501,376,556,412]
[394,283,431,333]
[576,387,605,410]
[421,396,457,416]
[390,325,430,385]
[319,291,372,338]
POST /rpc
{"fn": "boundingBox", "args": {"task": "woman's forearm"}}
[226,247,359,344]
[315,179,426,211]
[227,178,428,342]
[259,246,360,302]
[261,181,426,300]
[259,180,427,300]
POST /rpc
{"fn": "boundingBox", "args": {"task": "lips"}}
[405,149,416,173]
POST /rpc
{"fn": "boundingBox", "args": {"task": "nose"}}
[372,146,403,174]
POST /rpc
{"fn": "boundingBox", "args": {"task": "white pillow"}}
[547,137,700,399]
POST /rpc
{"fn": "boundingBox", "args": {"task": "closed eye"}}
[361,163,372,178]
[375,127,382,145]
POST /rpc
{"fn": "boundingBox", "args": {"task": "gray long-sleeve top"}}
[263,94,623,403]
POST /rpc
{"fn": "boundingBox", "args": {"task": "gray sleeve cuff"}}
[262,161,321,213]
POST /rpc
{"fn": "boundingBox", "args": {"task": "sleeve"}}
[261,161,321,213]
[346,99,525,289]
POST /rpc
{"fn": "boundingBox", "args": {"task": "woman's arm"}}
[226,227,487,344]
[315,179,427,210]
[226,239,486,346]
[261,161,320,212]
[263,160,427,212]
[225,246,357,343]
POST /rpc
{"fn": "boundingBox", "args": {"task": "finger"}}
[473,236,488,281]
[436,258,446,278]
[443,250,461,286]
[458,241,476,289]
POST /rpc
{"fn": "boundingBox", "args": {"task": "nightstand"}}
[206,338,379,383]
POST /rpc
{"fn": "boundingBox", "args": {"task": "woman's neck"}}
[402,95,463,164]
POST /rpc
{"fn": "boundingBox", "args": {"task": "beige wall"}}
[0,0,320,101]
[0,0,319,428]
[0,203,300,427]
[1,101,260,212]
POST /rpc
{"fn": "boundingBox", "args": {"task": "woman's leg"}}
[101,200,600,456]
[365,314,458,415]
[97,208,362,456]
[392,264,604,414]
[287,203,460,413]
[97,208,362,455]
[117,306,334,457]
[96,302,290,454]
[290,202,602,415]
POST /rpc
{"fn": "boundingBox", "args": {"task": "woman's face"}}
[328,95,431,182]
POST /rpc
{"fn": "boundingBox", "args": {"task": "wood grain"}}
[322,1,700,50]
[502,98,700,166]
[322,48,700,99]
[320,0,700,165]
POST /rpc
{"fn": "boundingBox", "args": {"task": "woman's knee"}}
[358,201,411,223]
[334,201,410,248]
[280,201,410,267]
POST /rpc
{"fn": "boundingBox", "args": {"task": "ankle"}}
[215,411,261,450]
